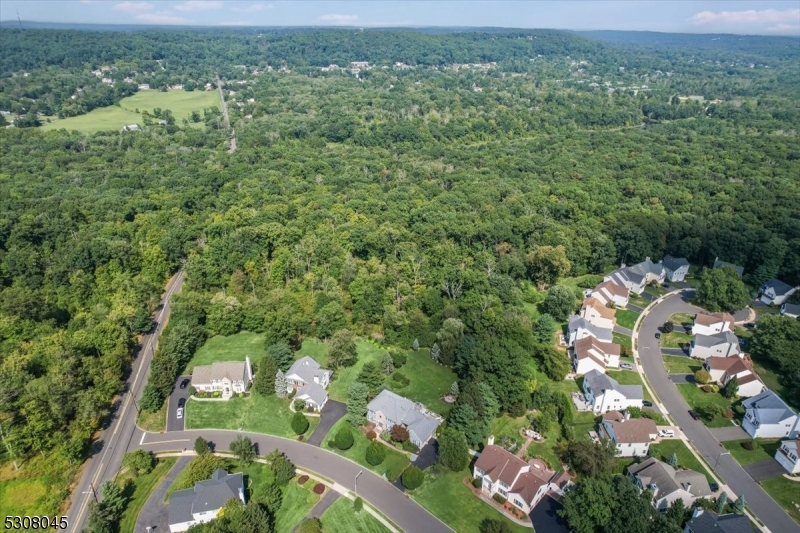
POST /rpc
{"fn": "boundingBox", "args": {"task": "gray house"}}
[661,256,690,282]
[604,257,666,295]
[367,390,443,448]
[781,303,800,319]
[713,258,744,277]
[567,316,614,346]
[627,458,711,510]
[168,469,244,532]
[759,278,798,306]
[690,331,740,359]
[741,390,799,439]
[285,356,331,411]
[683,508,754,533]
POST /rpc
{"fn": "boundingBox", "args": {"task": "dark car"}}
[655,332,661,339]
[709,482,720,492]
[180,378,190,389]
[178,398,186,408]
[663,283,670,289]
[643,400,653,407]
[688,410,701,420]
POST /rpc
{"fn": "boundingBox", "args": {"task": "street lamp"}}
[715,451,731,469]
[355,470,363,495]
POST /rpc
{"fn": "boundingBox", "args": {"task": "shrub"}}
[694,369,712,385]
[298,518,323,533]
[313,483,325,494]
[298,475,309,484]
[336,426,354,450]
[743,439,759,451]
[391,425,409,443]
[366,430,377,441]
[354,496,364,513]
[212,391,221,398]
[711,384,720,393]
[288,389,296,399]
[402,440,419,453]
[401,465,424,490]
[472,477,483,488]
[238,392,243,398]
[294,400,306,411]
[366,441,387,466]
[493,493,507,504]
[723,409,734,419]
[390,371,410,388]
[291,411,310,435]
[701,384,714,392]
[188,386,197,396]
[391,351,407,368]
[663,321,674,333]
[381,431,391,442]
[326,439,335,449]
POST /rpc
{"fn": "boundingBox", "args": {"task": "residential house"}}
[191,356,253,399]
[168,468,245,532]
[367,390,443,448]
[567,316,614,346]
[138,83,150,90]
[690,331,740,359]
[582,369,643,414]
[759,278,798,306]
[781,303,800,319]
[683,508,754,533]
[741,390,800,439]
[661,256,690,282]
[703,356,764,397]
[350,61,370,69]
[121,124,140,131]
[713,258,744,277]
[604,257,666,295]
[627,458,712,510]
[774,440,800,474]
[599,410,657,457]
[572,336,621,375]
[171,84,184,90]
[591,280,630,308]
[692,311,735,336]
[580,297,617,330]
[285,356,332,411]
[473,439,572,514]
[101,77,113,85]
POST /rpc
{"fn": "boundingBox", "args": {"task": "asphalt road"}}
[140,430,453,533]
[64,272,185,533]
[167,375,192,432]
[638,290,800,533]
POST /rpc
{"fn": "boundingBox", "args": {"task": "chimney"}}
[623,410,630,421]
[487,435,495,446]
[685,482,692,493]
[245,355,253,382]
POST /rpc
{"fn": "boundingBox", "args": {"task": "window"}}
[513,499,524,509]
[499,488,507,496]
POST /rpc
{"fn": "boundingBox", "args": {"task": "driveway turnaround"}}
[744,460,788,483]
[307,400,346,447]
[135,456,192,532]
[140,430,453,533]
[167,375,191,432]
[637,290,800,533]
[413,440,438,470]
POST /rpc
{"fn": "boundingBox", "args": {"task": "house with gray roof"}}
[567,315,613,346]
[191,356,253,399]
[582,369,643,414]
[683,507,754,533]
[286,356,331,411]
[713,258,744,277]
[604,257,666,295]
[661,255,690,282]
[627,457,711,510]
[168,468,244,532]
[367,390,443,448]
[689,331,740,359]
[759,278,798,306]
[781,303,800,319]
[741,390,800,439]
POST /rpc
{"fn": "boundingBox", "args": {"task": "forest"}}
[0,26,799,528]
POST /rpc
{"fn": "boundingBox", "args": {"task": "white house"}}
[599,410,657,457]
[591,280,630,308]
[661,256,690,282]
[568,316,614,346]
[473,440,572,514]
[760,278,798,306]
[781,303,800,319]
[690,331,740,359]
[580,297,617,330]
[138,83,150,90]
[572,336,621,375]
[703,356,764,397]
[774,440,800,474]
[627,458,712,511]
[285,356,332,411]
[367,390,443,448]
[741,390,800,439]
[582,369,643,414]
[713,258,744,277]
[692,311,735,336]
[191,357,253,399]
[604,257,666,295]
[168,469,245,532]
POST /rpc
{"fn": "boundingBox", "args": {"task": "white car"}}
[658,429,675,438]
[176,408,184,420]
[619,362,634,370]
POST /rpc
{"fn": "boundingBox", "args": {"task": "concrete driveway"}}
[167,375,191,432]
[614,325,633,336]
[709,426,751,442]
[744,459,787,482]
[135,456,191,532]
[307,400,346,447]
[626,303,645,313]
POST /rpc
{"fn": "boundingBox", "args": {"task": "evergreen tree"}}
[266,341,295,372]
[450,381,459,397]
[194,436,210,455]
[716,491,728,514]
[329,329,358,368]
[412,338,420,351]
[366,440,387,466]
[231,434,256,465]
[430,342,441,362]
[255,354,278,396]
[291,411,310,434]
[722,375,738,399]
[275,369,288,398]
[382,352,394,375]
[267,449,296,486]
[668,452,679,467]
[347,381,369,426]
[438,427,469,471]
[734,494,746,514]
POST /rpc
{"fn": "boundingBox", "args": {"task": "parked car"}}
[663,283,670,289]
[658,429,675,437]
[176,408,184,419]
[655,332,661,339]
[709,482,720,492]
[180,378,190,389]
[642,400,653,407]
[178,398,186,408]
[688,409,701,420]
[619,362,634,370]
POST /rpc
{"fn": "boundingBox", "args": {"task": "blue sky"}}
[1,1,798,35]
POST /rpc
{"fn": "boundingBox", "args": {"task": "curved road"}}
[139,430,452,533]
[638,290,799,533]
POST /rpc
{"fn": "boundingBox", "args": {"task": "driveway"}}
[662,348,688,356]
[135,455,191,532]
[614,325,633,336]
[626,304,645,313]
[167,375,191,432]
[636,290,800,532]
[307,400,346,447]
[669,374,695,384]
[709,426,751,442]
[529,495,570,533]
[744,459,787,482]
[413,440,438,470]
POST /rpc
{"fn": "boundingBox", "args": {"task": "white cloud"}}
[318,13,359,25]
[219,20,250,26]
[174,1,223,11]
[233,2,274,12]
[135,11,191,24]
[113,1,155,13]
[688,9,800,26]
[766,23,800,34]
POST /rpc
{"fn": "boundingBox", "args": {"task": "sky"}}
[0,0,798,36]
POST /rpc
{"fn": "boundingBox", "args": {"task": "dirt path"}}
[215,74,236,153]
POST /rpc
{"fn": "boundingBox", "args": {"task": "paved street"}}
[307,400,346,447]
[167,375,191,433]
[135,456,191,532]
[140,430,453,533]
[637,290,800,532]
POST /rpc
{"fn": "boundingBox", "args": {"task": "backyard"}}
[320,497,392,533]
[324,419,409,481]
[118,457,177,533]
[613,332,632,353]
[385,349,458,416]
[662,355,702,375]
[722,439,781,466]
[676,384,737,428]
[186,331,264,372]
[615,309,640,330]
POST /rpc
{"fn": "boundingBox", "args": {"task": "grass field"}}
[661,330,694,348]
[760,476,800,524]
[676,384,736,428]
[327,341,386,402]
[413,468,530,533]
[324,419,409,481]
[136,401,167,432]
[668,313,695,327]
[616,309,640,330]
[275,480,321,533]
[0,453,77,517]
[628,294,652,308]
[722,439,781,466]
[41,90,219,134]
[613,332,632,352]
[320,497,392,533]
[387,349,457,416]
[662,355,702,375]
[649,440,713,483]
[118,457,177,533]
[187,331,265,372]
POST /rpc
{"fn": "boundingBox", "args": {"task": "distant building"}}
[604,257,666,295]
[599,410,657,457]
[759,278,798,306]
[713,258,744,277]
[781,303,800,319]
[572,336,621,375]
[138,83,150,90]
[775,440,800,474]
[591,281,630,308]
[690,331,740,359]
[121,124,140,132]
[661,256,690,282]
[683,508,753,533]
[191,356,253,400]
[692,311,735,336]
[582,369,643,414]
[741,390,799,439]
[285,356,331,411]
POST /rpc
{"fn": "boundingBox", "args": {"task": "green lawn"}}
[749,351,797,410]
[320,497,392,533]
[722,439,781,466]
[185,391,318,439]
[0,453,77,517]
[119,457,177,533]
[413,468,531,533]
[613,332,632,352]
[275,480,321,533]
[628,294,652,309]
[325,419,409,481]
[187,331,265,372]
[676,384,736,428]
[649,440,713,483]
[299,338,328,364]
[616,309,640,330]
[136,401,167,432]
[754,305,780,319]
[760,477,800,524]
[644,285,669,298]
[668,313,695,328]
[388,349,457,415]
[661,330,694,349]
[662,356,702,375]
[327,341,387,402]
[560,274,604,297]
[606,370,653,403]
[41,90,219,134]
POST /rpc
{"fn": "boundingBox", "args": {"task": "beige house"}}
[599,411,657,457]
[692,311,735,336]
[580,297,617,330]
[191,356,253,399]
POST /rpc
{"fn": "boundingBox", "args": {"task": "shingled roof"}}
[601,411,657,443]
[694,311,735,327]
